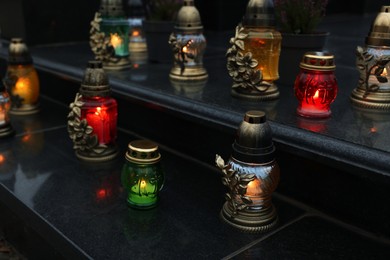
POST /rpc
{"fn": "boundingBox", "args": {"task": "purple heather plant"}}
[273,0,329,34]
[142,0,182,21]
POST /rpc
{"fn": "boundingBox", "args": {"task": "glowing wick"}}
[110,33,123,48]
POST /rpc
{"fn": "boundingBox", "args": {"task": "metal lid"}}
[125,140,161,164]
[232,110,276,164]
[299,51,336,71]
[366,6,390,46]
[99,0,125,18]
[8,38,33,65]
[175,0,203,32]
[242,0,275,27]
[79,61,111,97]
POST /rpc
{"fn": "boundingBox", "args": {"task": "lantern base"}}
[76,146,119,162]
[296,107,331,119]
[9,103,40,115]
[169,66,208,81]
[231,83,279,101]
[220,201,278,233]
[0,123,15,138]
[350,87,390,110]
[103,57,131,71]
[127,200,158,210]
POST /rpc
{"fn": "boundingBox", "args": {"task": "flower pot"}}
[143,20,174,63]
[277,32,330,86]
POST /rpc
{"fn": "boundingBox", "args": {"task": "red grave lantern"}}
[67,61,118,162]
[294,52,338,118]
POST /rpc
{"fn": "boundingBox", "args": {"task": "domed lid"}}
[300,51,336,71]
[232,110,276,164]
[242,0,275,27]
[100,0,125,18]
[8,38,33,65]
[175,0,203,32]
[80,61,111,97]
[366,6,390,46]
[125,140,161,164]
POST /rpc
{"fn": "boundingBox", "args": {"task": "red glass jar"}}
[80,96,117,145]
[294,52,338,118]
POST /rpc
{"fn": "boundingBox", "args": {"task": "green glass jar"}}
[121,140,164,209]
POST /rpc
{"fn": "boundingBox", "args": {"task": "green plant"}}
[143,0,182,21]
[273,0,328,34]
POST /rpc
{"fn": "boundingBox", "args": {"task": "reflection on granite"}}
[234,216,390,259]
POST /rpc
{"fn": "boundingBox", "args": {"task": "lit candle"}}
[85,105,111,144]
[132,30,140,37]
[110,33,123,49]
[0,106,5,124]
[246,179,261,196]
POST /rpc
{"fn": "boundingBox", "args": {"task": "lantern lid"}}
[366,6,390,46]
[125,140,161,164]
[299,51,336,71]
[242,0,275,27]
[99,0,125,18]
[175,0,203,32]
[8,38,33,65]
[80,61,111,97]
[232,110,276,164]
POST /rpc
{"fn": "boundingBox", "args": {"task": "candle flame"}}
[0,154,5,164]
[110,33,123,48]
[246,179,260,196]
[381,68,388,77]
[140,180,146,189]
[313,90,320,99]
[16,78,28,90]
[22,134,31,143]
[132,30,140,37]
[258,39,266,45]
[95,107,102,116]
[96,188,107,200]
[182,46,188,53]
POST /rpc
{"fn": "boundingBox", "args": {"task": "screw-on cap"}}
[299,51,336,71]
[79,61,111,97]
[242,0,275,27]
[8,38,33,65]
[232,111,276,164]
[174,0,203,32]
[99,0,125,18]
[366,6,390,46]
[125,140,161,164]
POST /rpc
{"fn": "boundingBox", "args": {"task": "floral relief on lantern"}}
[226,26,271,95]
[68,93,110,156]
[355,46,390,99]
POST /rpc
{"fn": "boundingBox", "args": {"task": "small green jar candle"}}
[121,140,164,209]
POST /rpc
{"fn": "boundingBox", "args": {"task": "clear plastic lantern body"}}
[174,32,206,68]
[6,64,40,108]
[242,26,282,83]
[228,157,279,211]
[128,18,147,52]
[0,91,11,126]
[121,161,164,209]
[80,96,118,145]
[366,46,390,90]
[100,19,130,57]
[294,69,338,118]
